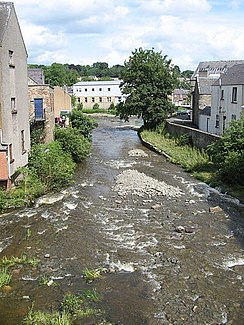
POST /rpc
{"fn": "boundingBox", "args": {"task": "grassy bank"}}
[140,128,244,201]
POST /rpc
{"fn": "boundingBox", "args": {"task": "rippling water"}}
[0,117,243,325]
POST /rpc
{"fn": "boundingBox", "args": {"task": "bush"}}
[28,142,76,191]
[54,127,91,162]
[93,103,99,110]
[207,116,244,185]
[70,109,97,138]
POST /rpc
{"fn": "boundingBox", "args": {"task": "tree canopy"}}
[117,48,178,128]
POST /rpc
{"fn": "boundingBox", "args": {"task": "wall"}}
[28,85,55,143]
[166,120,220,148]
[0,5,30,178]
[54,86,71,118]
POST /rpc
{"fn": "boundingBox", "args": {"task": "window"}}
[92,88,95,91]
[77,97,81,103]
[221,89,224,100]
[78,88,81,92]
[34,98,44,120]
[232,87,237,103]
[92,97,95,102]
[118,96,122,102]
[21,130,26,154]
[11,97,16,113]
[107,97,112,102]
[99,97,102,103]
[215,114,219,128]
[9,50,14,66]
[99,88,102,91]
[108,88,111,91]
[231,114,236,120]
[85,97,88,103]
[85,88,87,92]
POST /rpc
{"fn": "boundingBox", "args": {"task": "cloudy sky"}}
[12,0,244,71]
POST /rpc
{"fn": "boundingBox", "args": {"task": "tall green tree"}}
[118,48,177,127]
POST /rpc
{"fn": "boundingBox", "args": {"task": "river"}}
[0,116,243,325]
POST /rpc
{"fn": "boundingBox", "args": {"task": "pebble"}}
[22,296,30,300]
[44,254,50,258]
[209,206,223,213]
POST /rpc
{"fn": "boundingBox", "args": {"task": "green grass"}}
[141,129,218,184]
[0,268,12,288]
[23,309,71,325]
[0,255,40,268]
[82,268,103,283]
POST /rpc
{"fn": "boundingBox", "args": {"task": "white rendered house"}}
[73,80,127,109]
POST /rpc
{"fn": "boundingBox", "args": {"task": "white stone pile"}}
[113,169,183,198]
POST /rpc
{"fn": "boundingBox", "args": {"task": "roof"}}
[0,2,13,45]
[192,60,244,78]
[213,63,244,86]
[28,69,45,85]
[199,106,211,116]
[173,88,190,95]
[198,78,217,95]
[73,80,123,87]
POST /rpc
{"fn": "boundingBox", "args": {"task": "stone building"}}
[28,69,55,143]
[0,2,30,189]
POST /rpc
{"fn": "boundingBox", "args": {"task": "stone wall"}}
[166,120,220,148]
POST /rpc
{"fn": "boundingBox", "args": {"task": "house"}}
[28,68,55,143]
[191,60,244,128]
[73,80,127,109]
[209,63,244,135]
[54,86,72,120]
[172,88,190,107]
[0,2,30,189]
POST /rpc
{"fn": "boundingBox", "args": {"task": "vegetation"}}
[28,142,76,191]
[54,127,91,163]
[0,268,12,288]
[141,127,217,184]
[117,48,177,128]
[28,61,191,88]
[0,112,96,212]
[0,255,40,268]
[207,116,244,186]
[23,308,72,325]
[82,268,103,283]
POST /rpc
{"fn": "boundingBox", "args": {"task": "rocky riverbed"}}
[0,117,243,325]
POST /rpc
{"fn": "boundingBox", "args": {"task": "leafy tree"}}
[54,127,91,162]
[93,103,99,110]
[207,116,244,185]
[118,48,177,128]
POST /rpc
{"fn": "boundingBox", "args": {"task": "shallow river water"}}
[0,117,243,325]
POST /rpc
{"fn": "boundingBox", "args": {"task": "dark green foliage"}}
[70,110,97,138]
[118,48,177,128]
[77,102,83,111]
[207,116,244,185]
[177,134,193,146]
[93,103,99,110]
[108,102,115,111]
[28,142,75,191]
[30,125,46,145]
[54,127,91,162]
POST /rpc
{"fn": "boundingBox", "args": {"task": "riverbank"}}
[139,128,244,203]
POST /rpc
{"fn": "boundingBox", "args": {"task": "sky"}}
[11,0,244,71]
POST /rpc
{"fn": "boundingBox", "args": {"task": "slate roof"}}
[0,2,13,46]
[28,69,45,85]
[199,106,211,116]
[213,63,244,86]
[192,60,244,77]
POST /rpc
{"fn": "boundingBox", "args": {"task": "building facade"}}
[0,2,30,189]
[54,86,72,119]
[28,69,55,144]
[210,64,244,135]
[73,80,126,109]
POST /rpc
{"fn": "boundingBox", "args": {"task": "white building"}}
[210,63,244,135]
[73,80,127,109]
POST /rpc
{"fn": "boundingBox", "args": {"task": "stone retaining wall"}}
[166,120,220,148]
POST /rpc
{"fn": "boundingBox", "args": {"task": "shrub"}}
[70,109,97,138]
[93,103,99,110]
[54,127,91,162]
[28,142,75,191]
